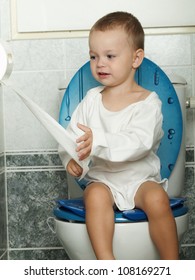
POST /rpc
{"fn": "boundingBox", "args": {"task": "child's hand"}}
[66,159,83,177]
[76,123,93,161]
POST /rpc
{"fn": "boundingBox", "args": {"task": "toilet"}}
[53,58,189,260]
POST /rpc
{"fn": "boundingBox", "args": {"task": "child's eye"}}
[107,54,115,59]
[90,55,96,60]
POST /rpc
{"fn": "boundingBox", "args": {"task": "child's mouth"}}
[98,72,110,78]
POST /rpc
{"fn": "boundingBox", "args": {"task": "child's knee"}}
[84,182,114,207]
[137,181,169,213]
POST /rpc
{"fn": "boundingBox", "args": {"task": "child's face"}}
[89,28,136,87]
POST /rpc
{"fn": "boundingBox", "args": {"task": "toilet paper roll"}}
[0,41,13,81]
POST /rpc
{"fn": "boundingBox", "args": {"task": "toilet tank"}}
[166,75,187,197]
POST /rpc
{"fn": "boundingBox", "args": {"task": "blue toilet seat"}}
[54,197,188,223]
[54,58,187,223]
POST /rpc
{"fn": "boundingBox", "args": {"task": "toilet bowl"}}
[54,211,188,260]
[53,58,189,260]
[54,197,188,260]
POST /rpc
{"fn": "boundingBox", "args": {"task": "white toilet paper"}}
[0,41,89,179]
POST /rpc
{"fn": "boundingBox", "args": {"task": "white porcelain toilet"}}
[53,58,189,260]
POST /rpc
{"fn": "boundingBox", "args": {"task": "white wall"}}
[1,0,195,150]
[15,0,195,31]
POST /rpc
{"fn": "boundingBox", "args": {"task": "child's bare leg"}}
[84,182,115,260]
[134,181,179,260]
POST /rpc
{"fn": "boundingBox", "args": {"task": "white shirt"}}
[59,86,167,210]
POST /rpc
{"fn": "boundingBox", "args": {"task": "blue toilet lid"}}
[54,197,188,223]
[59,58,182,180]
[56,58,185,223]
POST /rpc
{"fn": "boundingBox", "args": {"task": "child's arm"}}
[89,102,163,163]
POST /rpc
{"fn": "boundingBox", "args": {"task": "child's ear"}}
[132,49,144,69]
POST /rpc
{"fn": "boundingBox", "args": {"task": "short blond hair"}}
[90,11,144,50]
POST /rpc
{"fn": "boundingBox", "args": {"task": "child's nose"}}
[97,57,105,67]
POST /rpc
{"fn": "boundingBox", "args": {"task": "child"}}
[60,11,179,260]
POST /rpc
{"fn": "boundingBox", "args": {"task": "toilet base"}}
[54,213,188,260]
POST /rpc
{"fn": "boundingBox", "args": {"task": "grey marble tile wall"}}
[180,148,195,259]
[0,161,7,260]
[6,151,69,260]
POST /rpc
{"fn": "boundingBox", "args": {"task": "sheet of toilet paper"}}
[1,81,89,180]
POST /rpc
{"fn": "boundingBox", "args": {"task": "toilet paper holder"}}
[0,40,13,82]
